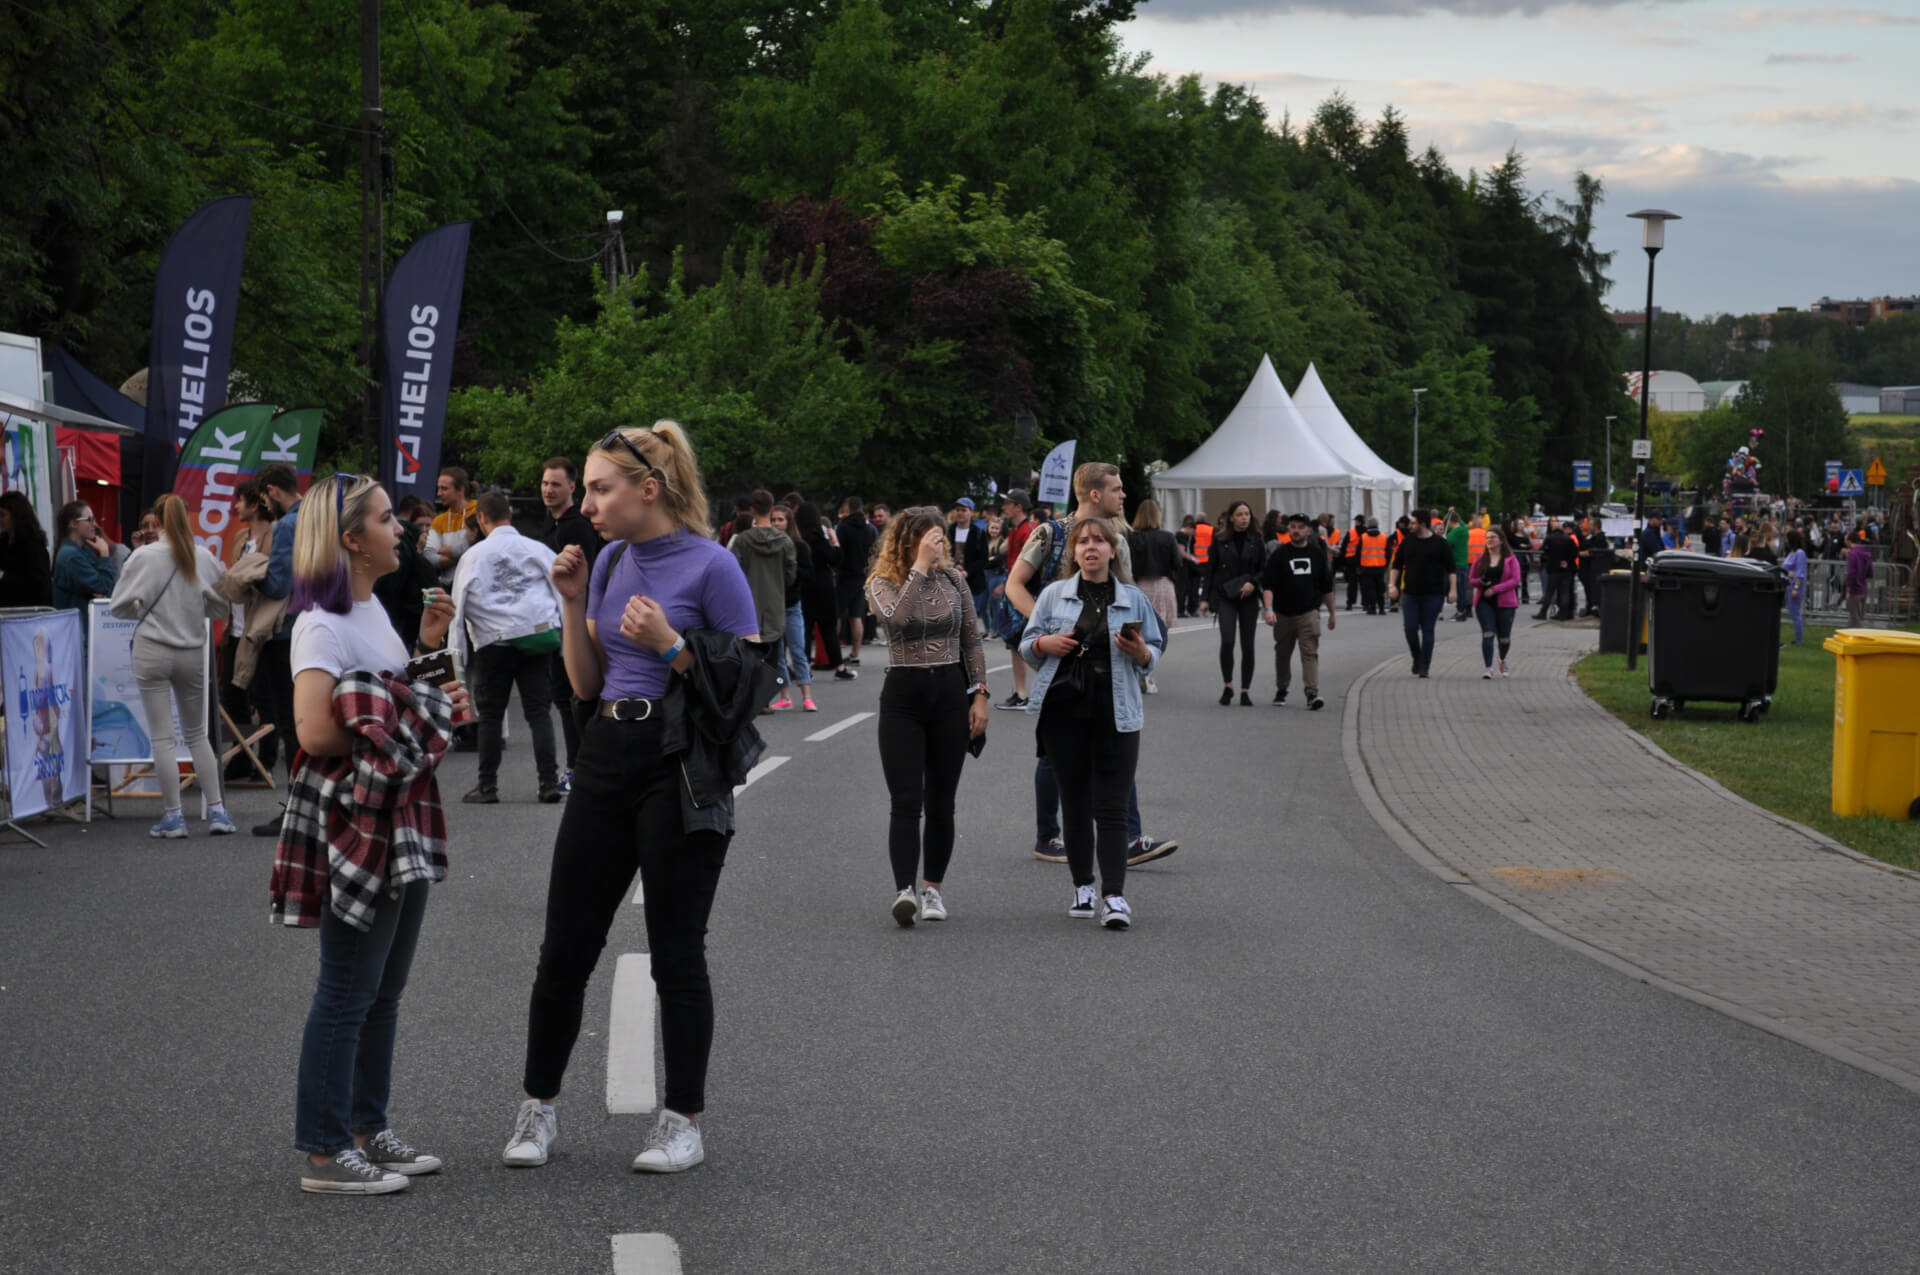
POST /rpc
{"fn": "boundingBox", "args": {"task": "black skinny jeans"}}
[470,641,558,790]
[802,584,843,669]
[1039,705,1140,898]
[522,715,729,1114]
[1215,595,1260,688]
[877,664,970,890]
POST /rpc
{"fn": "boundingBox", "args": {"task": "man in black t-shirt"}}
[1261,514,1336,709]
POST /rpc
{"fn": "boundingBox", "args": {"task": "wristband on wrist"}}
[656,634,686,663]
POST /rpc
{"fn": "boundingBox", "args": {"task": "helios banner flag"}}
[173,404,323,559]
[144,195,253,507]
[2,609,87,819]
[1036,440,1077,507]
[380,222,471,498]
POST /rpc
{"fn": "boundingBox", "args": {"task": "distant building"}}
[1610,307,1660,334]
[1835,383,1883,414]
[1883,386,1920,415]
[1700,380,1749,409]
[1805,296,1918,328]
[1625,370,1707,412]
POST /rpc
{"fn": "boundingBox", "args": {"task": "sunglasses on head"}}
[598,429,660,477]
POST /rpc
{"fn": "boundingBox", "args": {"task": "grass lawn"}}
[1575,622,1920,871]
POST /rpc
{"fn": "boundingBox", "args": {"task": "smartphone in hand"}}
[1119,620,1144,640]
[406,650,473,725]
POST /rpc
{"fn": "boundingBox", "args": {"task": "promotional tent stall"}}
[1289,363,1414,524]
[1152,355,1369,526]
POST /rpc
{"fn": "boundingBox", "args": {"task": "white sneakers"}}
[1100,895,1133,930]
[919,885,948,922]
[502,1099,704,1174]
[632,1109,704,1173]
[891,887,919,927]
[502,1098,557,1166]
[1069,884,1098,918]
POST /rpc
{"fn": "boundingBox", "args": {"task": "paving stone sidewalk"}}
[1349,620,1920,1095]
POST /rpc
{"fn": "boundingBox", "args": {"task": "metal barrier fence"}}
[1805,559,1915,624]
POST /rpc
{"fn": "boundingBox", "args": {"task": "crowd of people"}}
[3,425,1906,1200]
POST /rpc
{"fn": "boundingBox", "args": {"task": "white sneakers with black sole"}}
[1100,895,1133,930]
[1069,884,1097,918]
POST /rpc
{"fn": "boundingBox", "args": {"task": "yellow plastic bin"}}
[1823,629,1920,819]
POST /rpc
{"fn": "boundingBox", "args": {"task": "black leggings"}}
[1216,596,1259,688]
[877,665,970,889]
[1040,706,1140,898]
[802,584,843,669]
[522,715,729,1114]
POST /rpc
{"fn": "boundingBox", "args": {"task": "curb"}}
[1344,639,1920,1100]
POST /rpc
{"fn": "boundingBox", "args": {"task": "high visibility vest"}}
[1468,525,1488,562]
[1193,522,1213,564]
[1360,532,1388,567]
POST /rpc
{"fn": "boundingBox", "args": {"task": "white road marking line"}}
[631,876,644,906]
[804,711,873,742]
[606,953,657,1115]
[737,755,788,791]
[611,1233,684,1274]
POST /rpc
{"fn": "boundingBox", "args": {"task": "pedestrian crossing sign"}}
[1838,469,1865,496]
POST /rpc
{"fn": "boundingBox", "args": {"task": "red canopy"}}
[58,426,124,541]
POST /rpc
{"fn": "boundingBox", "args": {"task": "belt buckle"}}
[608,698,653,722]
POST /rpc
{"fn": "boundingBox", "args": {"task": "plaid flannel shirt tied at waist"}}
[269,669,454,930]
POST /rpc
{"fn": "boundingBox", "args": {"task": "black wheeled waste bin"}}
[1645,551,1785,722]
[1598,570,1639,654]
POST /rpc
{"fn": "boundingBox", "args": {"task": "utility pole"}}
[360,0,385,474]
[1605,414,1616,501]
[602,210,629,296]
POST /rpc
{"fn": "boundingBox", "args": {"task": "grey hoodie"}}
[728,524,797,641]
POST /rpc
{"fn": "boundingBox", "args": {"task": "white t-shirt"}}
[291,599,409,680]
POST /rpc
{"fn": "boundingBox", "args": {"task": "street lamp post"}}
[1411,387,1427,510]
[1605,414,1617,501]
[1625,209,1679,672]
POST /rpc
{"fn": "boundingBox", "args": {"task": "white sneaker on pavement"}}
[1101,894,1133,930]
[919,884,948,921]
[632,1109,704,1173]
[502,1098,557,1166]
[1069,883,1097,919]
[892,887,920,927]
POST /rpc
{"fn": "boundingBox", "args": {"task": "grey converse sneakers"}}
[364,1128,441,1175]
[299,1147,408,1195]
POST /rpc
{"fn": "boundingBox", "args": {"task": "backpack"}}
[992,518,1066,641]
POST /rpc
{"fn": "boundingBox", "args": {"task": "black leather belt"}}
[599,697,659,721]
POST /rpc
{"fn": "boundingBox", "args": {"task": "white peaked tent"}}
[1290,362,1414,524]
[1153,355,1379,526]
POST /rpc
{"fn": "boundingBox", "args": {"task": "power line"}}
[394,0,609,265]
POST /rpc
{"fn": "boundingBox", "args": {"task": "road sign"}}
[1468,466,1490,491]
[1837,469,1865,496]
[1868,458,1888,486]
[1573,461,1593,491]
[1826,459,1843,487]
[1631,438,1653,460]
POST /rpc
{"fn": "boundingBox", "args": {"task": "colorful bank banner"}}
[143,195,253,506]
[86,602,197,767]
[380,222,471,500]
[2,609,88,818]
[173,404,322,558]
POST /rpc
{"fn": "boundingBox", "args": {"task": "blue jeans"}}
[781,602,812,687]
[1035,756,1142,844]
[1454,568,1472,614]
[1402,593,1445,671]
[295,881,429,1154]
[1475,600,1516,668]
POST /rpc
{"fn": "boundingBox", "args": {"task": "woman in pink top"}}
[1470,528,1523,678]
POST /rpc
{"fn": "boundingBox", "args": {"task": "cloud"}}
[1763,52,1860,63]
[1590,142,1815,182]
[1136,0,1689,18]
[1712,7,1920,29]
[1738,104,1918,129]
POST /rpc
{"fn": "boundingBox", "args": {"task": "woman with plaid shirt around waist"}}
[281,473,468,1195]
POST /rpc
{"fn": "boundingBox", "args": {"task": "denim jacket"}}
[1019,575,1165,732]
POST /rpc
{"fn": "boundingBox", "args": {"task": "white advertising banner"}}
[1,609,88,818]
[1036,440,1077,507]
[87,601,195,765]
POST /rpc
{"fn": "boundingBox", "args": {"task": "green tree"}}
[1732,348,1855,499]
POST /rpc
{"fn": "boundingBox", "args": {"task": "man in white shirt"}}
[450,492,563,805]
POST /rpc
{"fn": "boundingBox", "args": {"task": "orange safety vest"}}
[1360,531,1388,567]
[1467,524,1488,562]
[1193,522,1213,565]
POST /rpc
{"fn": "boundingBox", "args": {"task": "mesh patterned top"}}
[867,565,988,687]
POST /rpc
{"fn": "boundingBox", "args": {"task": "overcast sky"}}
[1120,0,1919,318]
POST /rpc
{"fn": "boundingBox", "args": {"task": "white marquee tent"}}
[1152,355,1404,526]
[1289,362,1414,525]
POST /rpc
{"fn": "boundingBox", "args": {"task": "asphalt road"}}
[5,608,1920,1274]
